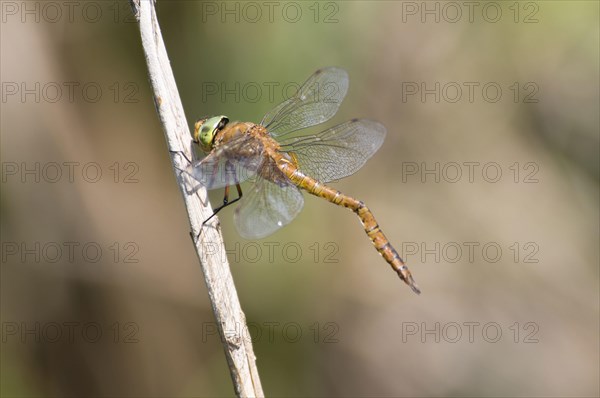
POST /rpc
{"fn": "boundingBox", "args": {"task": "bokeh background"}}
[1,1,598,397]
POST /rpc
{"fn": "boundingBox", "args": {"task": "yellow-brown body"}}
[213,122,420,293]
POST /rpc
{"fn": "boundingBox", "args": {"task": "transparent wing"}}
[260,67,349,137]
[278,119,386,183]
[234,175,304,239]
[185,135,263,190]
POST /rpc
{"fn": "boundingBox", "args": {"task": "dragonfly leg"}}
[169,150,188,175]
[192,184,240,242]
[192,160,242,241]
[169,149,193,165]
[169,149,206,195]
[200,183,243,229]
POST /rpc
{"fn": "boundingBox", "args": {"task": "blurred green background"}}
[1,1,598,397]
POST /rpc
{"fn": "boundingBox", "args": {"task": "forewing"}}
[234,177,304,239]
[185,135,263,190]
[260,67,349,136]
[278,119,386,183]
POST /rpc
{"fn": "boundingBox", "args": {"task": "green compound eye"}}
[193,115,228,152]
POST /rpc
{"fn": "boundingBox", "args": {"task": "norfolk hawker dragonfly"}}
[186,67,420,294]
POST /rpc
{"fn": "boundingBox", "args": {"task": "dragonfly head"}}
[193,115,229,152]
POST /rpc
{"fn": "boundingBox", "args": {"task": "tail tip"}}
[397,270,421,295]
[409,282,421,295]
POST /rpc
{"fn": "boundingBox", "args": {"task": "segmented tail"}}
[280,159,421,294]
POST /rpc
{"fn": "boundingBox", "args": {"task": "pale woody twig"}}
[128,1,264,396]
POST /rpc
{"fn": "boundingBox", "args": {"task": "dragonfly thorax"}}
[193,115,229,152]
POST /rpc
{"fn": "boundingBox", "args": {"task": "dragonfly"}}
[186,67,420,294]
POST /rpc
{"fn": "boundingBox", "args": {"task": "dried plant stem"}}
[128,1,264,396]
